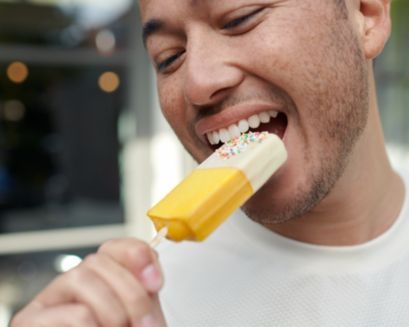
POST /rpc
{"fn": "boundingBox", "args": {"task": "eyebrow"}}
[142,19,165,47]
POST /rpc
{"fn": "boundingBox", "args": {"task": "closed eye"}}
[222,7,265,30]
[157,51,185,73]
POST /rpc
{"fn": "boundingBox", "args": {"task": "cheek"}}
[158,78,186,127]
[248,7,341,83]
[236,15,314,97]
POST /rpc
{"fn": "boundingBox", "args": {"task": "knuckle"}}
[65,264,93,287]
[129,242,152,262]
[99,238,154,269]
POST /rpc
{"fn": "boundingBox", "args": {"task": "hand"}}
[10,238,167,327]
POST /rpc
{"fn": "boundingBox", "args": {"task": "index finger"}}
[97,238,161,285]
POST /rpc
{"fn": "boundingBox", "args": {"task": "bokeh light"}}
[3,100,26,122]
[54,255,82,273]
[7,62,29,84]
[98,71,120,93]
[96,29,116,54]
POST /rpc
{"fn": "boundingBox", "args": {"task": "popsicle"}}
[147,132,287,242]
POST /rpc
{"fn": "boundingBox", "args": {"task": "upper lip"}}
[195,102,286,137]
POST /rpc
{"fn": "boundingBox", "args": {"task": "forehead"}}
[139,0,197,15]
[139,0,250,20]
[138,1,339,23]
[140,0,204,9]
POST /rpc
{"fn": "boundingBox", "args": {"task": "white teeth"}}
[238,119,250,133]
[206,133,214,145]
[269,110,278,118]
[228,124,241,139]
[259,112,270,124]
[219,128,229,143]
[212,131,220,145]
[248,115,260,129]
[205,110,281,145]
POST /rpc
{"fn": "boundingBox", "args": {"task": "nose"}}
[183,31,244,107]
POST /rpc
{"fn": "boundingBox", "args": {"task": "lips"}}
[196,104,288,149]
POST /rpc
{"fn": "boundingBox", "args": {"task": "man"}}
[11,0,408,326]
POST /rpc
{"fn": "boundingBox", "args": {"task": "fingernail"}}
[141,264,162,292]
[139,314,157,327]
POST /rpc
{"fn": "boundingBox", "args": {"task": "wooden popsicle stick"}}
[149,227,168,248]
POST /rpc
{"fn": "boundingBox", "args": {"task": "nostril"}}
[209,87,235,103]
[184,57,244,107]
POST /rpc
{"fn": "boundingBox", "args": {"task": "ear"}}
[354,0,391,59]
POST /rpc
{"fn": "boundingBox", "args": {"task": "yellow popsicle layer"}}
[148,167,253,242]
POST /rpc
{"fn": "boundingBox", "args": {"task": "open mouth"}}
[205,110,288,150]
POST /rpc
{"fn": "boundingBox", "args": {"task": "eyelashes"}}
[222,7,265,30]
[157,51,184,72]
[156,7,265,73]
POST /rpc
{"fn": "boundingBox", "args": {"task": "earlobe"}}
[358,0,391,59]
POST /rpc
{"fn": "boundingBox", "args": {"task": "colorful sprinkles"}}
[216,132,269,159]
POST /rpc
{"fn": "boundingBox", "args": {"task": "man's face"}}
[140,0,369,225]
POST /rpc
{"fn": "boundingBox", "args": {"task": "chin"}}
[241,170,324,226]
[242,179,294,225]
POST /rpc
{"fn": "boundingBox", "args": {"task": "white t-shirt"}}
[158,170,409,327]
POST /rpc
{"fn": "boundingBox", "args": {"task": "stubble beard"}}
[163,3,370,227]
[243,17,370,226]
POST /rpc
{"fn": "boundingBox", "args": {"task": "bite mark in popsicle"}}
[147,132,287,242]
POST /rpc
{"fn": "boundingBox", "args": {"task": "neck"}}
[270,74,406,246]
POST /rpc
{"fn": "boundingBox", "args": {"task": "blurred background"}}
[0,0,408,325]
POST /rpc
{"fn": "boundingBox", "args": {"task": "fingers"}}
[83,253,156,324]
[12,304,99,327]
[11,238,166,327]
[35,264,130,327]
[98,238,163,293]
